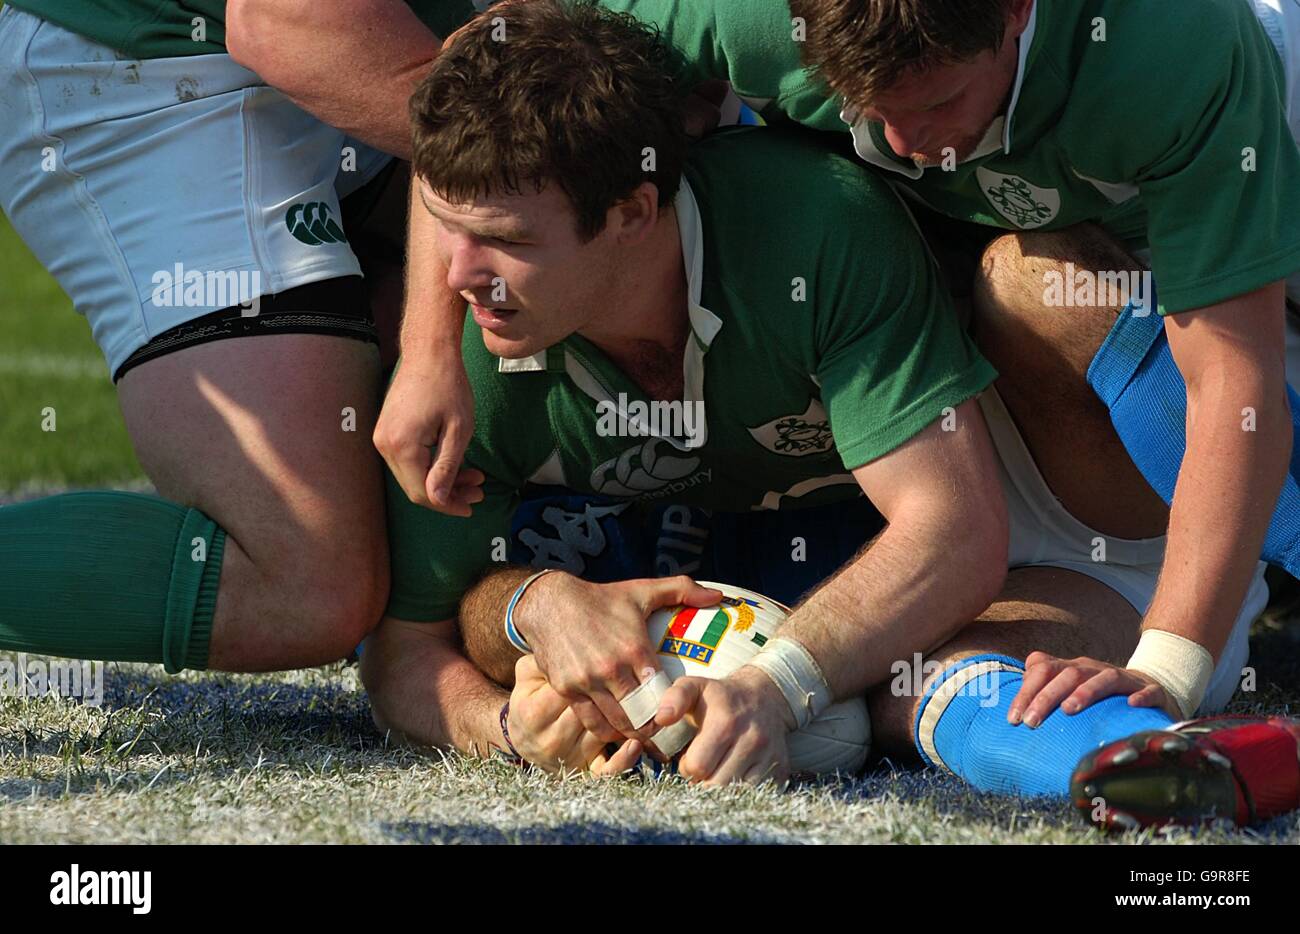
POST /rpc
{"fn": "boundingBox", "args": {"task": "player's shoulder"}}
[687,126,910,233]
[1058,0,1269,82]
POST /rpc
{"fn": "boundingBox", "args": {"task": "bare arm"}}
[770,398,1009,698]
[460,567,535,687]
[226,0,442,158]
[360,616,509,754]
[656,399,1010,784]
[1014,283,1291,723]
[1153,283,1289,651]
[374,169,482,513]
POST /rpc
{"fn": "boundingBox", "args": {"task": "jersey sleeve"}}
[1067,0,1300,313]
[593,0,844,131]
[812,181,998,470]
[382,330,541,623]
[383,467,520,622]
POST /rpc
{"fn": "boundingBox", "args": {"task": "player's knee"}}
[277,539,389,661]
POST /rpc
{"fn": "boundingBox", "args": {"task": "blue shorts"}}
[508,487,885,609]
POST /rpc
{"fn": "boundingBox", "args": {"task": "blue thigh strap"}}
[1087,301,1300,577]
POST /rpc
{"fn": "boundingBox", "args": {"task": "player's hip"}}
[0,7,391,378]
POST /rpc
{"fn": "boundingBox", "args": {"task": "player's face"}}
[422,180,618,359]
[850,10,1027,167]
[856,51,1016,166]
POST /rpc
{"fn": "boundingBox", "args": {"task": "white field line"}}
[0,480,155,505]
[0,351,105,380]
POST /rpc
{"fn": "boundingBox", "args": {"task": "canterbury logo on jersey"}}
[285,202,348,245]
[590,438,710,498]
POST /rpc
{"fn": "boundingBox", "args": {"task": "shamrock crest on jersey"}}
[747,400,835,457]
[975,168,1060,229]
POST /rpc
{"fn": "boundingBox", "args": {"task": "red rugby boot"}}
[1070,715,1300,829]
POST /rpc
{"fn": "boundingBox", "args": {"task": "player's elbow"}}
[952,496,1010,615]
[226,0,311,82]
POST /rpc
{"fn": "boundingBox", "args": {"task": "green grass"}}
[2,659,1296,845]
[0,212,143,491]
[2,210,1298,844]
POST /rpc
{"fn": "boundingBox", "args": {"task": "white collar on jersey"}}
[837,0,1039,179]
[497,178,720,453]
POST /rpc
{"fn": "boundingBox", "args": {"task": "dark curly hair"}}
[410,0,688,241]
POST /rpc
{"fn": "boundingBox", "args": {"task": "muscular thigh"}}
[868,566,1140,752]
[971,226,1170,538]
[940,566,1141,666]
[116,333,386,580]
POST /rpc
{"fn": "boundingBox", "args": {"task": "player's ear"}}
[607,182,660,246]
[1008,0,1035,37]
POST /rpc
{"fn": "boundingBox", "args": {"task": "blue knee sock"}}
[914,655,1175,796]
[1088,299,1300,576]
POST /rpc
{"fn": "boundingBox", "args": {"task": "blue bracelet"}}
[504,569,555,653]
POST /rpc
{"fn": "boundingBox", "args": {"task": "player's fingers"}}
[513,653,545,689]
[740,753,789,789]
[1020,667,1090,728]
[700,731,766,787]
[639,576,723,614]
[380,433,435,508]
[564,695,624,744]
[1126,681,1173,712]
[678,724,729,784]
[591,688,645,740]
[655,677,708,728]
[446,477,487,511]
[591,739,643,778]
[427,418,473,506]
[1007,657,1063,725]
[1061,667,1131,714]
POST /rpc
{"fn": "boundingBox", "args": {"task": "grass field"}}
[3,211,1299,844]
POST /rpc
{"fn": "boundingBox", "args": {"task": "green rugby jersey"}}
[385,127,997,621]
[597,0,1300,314]
[4,0,477,58]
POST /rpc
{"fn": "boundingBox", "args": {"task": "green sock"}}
[0,491,224,672]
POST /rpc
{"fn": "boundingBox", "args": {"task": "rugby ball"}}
[645,581,870,777]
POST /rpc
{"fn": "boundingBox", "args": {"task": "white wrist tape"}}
[1126,629,1215,720]
[618,671,696,758]
[746,637,832,730]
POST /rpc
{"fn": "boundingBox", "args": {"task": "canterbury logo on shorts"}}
[285,202,348,245]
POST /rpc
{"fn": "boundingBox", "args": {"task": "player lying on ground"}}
[410,0,1300,730]
[361,0,1009,770]
[0,0,489,671]
[359,3,1294,805]
[598,0,1300,737]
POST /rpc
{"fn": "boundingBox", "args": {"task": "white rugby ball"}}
[645,581,870,777]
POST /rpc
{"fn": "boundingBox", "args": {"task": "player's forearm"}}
[776,509,1007,700]
[459,567,537,686]
[1144,371,1290,658]
[398,178,467,362]
[361,618,508,754]
[226,0,441,158]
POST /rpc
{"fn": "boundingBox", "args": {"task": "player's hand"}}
[507,655,642,774]
[653,666,794,787]
[515,573,723,744]
[374,353,484,516]
[683,79,728,138]
[1008,652,1182,727]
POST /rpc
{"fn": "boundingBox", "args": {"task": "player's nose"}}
[443,240,496,295]
[882,118,930,158]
